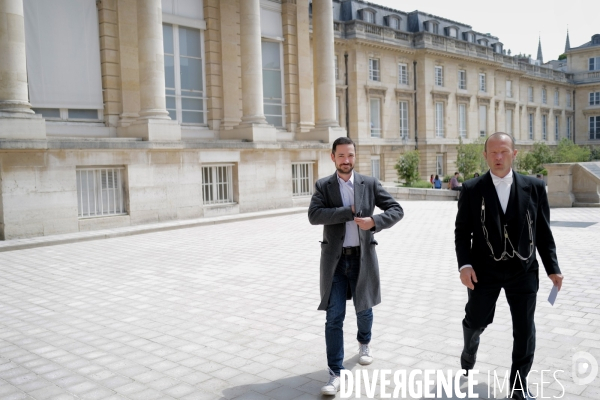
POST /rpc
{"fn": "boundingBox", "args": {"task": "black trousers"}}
[462,264,539,392]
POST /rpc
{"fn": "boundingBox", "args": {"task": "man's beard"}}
[336,163,353,174]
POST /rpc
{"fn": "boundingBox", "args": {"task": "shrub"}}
[456,137,486,179]
[408,180,434,188]
[554,138,591,163]
[394,150,420,186]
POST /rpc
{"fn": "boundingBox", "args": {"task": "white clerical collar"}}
[490,169,514,185]
[337,171,354,185]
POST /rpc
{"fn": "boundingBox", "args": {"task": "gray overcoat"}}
[308,172,404,312]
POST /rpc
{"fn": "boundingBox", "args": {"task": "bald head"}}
[484,132,515,152]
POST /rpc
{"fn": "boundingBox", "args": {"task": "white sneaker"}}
[321,371,340,396]
[358,343,373,365]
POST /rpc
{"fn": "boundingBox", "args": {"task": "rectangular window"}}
[567,93,572,107]
[389,17,399,30]
[590,116,600,140]
[335,56,339,80]
[590,92,600,106]
[542,88,547,104]
[432,23,439,35]
[506,80,512,97]
[436,154,444,176]
[435,102,444,137]
[24,1,103,112]
[76,168,126,218]
[398,63,408,85]
[163,24,206,124]
[590,57,600,71]
[528,87,534,102]
[262,40,284,127]
[31,108,102,121]
[202,165,234,205]
[506,109,513,135]
[459,104,467,137]
[371,157,381,181]
[399,101,409,138]
[364,10,374,23]
[370,98,381,137]
[567,116,572,140]
[554,90,559,106]
[542,115,547,140]
[435,66,443,87]
[458,70,466,90]
[555,115,559,140]
[529,114,534,139]
[479,73,486,92]
[369,58,380,81]
[292,163,313,197]
[479,105,487,137]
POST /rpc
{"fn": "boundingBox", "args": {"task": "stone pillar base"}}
[298,126,346,143]
[548,193,575,208]
[118,118,181,141]
[220,123,277,141]
[0,113,46,139]
[298,122,315,133]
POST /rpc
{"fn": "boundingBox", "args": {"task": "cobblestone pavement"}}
[0,201,599,400]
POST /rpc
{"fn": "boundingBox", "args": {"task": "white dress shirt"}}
[337,172,360,247]
[490,169,513,214]
[460,169,514,272]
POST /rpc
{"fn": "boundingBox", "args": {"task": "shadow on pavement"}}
[218,363,513,400]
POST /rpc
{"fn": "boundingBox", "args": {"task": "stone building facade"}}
[0,0,598,239]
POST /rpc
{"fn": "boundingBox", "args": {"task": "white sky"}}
[369,0,598,62]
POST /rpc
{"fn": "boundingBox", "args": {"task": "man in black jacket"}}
[455,132,563,400]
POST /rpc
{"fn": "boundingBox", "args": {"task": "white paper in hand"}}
[548,285,559,306]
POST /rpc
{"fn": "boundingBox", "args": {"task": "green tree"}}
[591,146,600,161]
[554,138,591,163]
[529,142,554,173]
[395,150,420,186]
[456,137,486,178]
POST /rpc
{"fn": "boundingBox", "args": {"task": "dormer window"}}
[445,26,458,38]
[463,32,476,43]
[493,43,503,53]
[359,8,376,24]
[384,15,401,30]
[424,20,439,34]
[592,34,600,45]
[478,38,488,46]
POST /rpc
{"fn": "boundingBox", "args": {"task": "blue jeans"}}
[325,253,373,376]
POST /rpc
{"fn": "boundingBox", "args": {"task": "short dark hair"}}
[454,172,459,176]
[484,132,515,152]
[332,137,355,154]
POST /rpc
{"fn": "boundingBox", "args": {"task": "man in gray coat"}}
[308,137,404,395]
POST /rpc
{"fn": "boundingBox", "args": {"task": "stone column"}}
[295,0,314,133]
[125,0,180,140]
[240,0,266,125]
[0,0,45,139]
[221,0,276,141]
[302,0,344,142]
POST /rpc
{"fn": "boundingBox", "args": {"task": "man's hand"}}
[354,217,375,231]
[549,274,564,291]
[460,268,478,290]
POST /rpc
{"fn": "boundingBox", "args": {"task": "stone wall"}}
[0,144,332,239]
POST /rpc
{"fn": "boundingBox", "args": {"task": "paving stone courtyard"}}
[0,201,599,399]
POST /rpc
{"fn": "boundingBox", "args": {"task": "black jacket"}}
[455,171,560,276]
